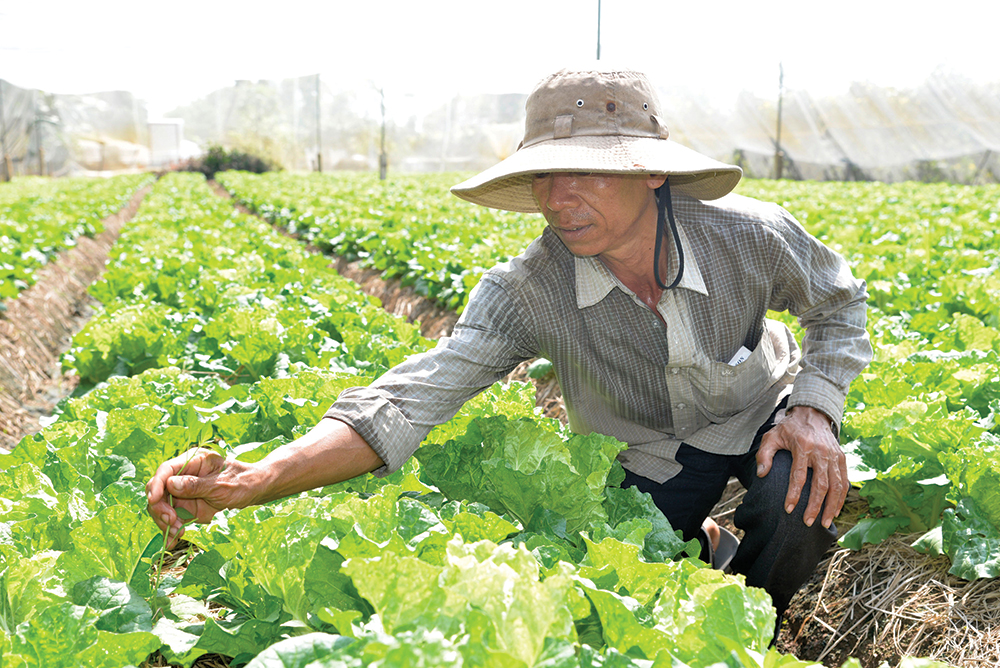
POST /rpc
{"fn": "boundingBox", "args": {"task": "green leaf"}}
[839,516,912,550]
[242,632,358,668]
[417,416,625,535]
[70,576,153,633]
[344,547,445,633]
[941,497,1000,580]
[527,358,554,379]
[7,602,159,668]
[57,503,160,594]
[0,549,66,631]
[912,526,945,556]
[602,485,696,562]
[175,507,196,521]
[583,585,669,660]
[580,536,676,606]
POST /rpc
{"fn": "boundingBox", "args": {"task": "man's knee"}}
[749,450,820,524]
[735,449,838,555]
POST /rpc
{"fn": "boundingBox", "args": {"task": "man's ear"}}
[647,174,668,190]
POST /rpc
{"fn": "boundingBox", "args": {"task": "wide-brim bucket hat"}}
[451,67,743,213]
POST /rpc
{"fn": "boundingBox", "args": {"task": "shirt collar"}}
[575,223,708,309]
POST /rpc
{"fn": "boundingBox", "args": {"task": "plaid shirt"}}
[326,192,872,483]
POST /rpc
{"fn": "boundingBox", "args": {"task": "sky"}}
[2,0,998,119]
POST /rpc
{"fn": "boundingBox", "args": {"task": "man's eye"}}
[533,172,551,179]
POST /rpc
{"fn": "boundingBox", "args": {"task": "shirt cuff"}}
[323,386,421,477]
[786,374,847,436]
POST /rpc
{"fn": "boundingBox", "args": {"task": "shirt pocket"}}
[688,327,779,423]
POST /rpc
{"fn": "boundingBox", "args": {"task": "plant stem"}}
[151,448,200,621]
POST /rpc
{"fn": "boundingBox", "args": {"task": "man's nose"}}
[541,173,580,211]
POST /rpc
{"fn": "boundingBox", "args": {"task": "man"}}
[147,66,872,630]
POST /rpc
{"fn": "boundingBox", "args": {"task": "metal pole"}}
[316,73,323,173]
[596,0,602,60]
[774,62,784,180]
[0,80,8,182]
[379,87,387,180]
[32,93,40,176]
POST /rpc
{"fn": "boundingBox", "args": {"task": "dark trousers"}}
[621,403,837,622]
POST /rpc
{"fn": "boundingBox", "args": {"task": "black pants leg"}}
[620,404,838,626]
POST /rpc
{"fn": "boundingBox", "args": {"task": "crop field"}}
[0,174,153,300]
[0,171,996,668]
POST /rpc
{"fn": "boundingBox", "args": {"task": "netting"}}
[665,72,1000,184]
[0,79,149,177]
[2,71,999,184]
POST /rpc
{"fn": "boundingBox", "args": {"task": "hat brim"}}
[451,135,743,213]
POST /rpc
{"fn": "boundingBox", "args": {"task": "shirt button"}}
[676,403,687,410]
[722,368,735,376]
[669,368,679,375]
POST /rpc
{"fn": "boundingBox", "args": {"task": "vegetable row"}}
[0,173,154,300]
[216,171,545,313]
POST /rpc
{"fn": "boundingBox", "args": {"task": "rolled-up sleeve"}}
[324,275,538,476]
[767,208,873,430]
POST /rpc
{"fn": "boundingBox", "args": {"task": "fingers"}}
[820,450,850,528]
[801,459,827,527]
[784,453,809,517]
[145,448,221,546]
[146,460,182,535]
[755,430,779,478]
[759,407,849,528]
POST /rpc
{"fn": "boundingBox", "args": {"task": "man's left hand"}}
[755,405,847,529]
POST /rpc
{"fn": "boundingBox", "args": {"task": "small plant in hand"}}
[150,443,224,621]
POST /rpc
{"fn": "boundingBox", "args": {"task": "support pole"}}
[774,62,784,180]
[972,149,993,185]
[315,73,323,173]
[379,87,387,180]
[0,80,8,182]
[596,0,602,60]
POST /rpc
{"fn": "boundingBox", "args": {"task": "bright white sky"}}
[2,0,997,119]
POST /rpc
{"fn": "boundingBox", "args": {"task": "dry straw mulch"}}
[0,183,152,450]
[778,529,1000,668]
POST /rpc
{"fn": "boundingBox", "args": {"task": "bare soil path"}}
[0,182,154,450]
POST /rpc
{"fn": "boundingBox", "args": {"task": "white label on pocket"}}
[728,346,752,366]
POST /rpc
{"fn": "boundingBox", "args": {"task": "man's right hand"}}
[145,418,384,550]
[146,449,260,549]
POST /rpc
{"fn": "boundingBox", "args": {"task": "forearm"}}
[789,279,871,427]
[251,418,383,505]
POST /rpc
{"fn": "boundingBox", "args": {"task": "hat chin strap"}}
[654,178,685,290]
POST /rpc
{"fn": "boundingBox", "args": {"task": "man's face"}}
[530,172,666,260]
